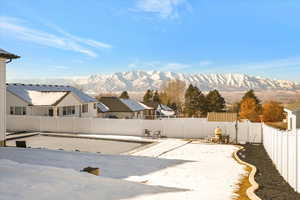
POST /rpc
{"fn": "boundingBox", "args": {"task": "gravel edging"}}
[238,144,300,200]
[233,145,261,200]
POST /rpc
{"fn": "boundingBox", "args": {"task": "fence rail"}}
[263,124,300,192]
[6,115,262,143]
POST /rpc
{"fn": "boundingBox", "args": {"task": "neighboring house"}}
[284,100,300,131]
[98,97,152,119]
[142,102,175,118]
[0,49,19,146]
[207,112,238,122]
[6,84,100,118]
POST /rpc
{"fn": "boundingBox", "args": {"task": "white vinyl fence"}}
[263,124,300,192]
[6,115,262,143]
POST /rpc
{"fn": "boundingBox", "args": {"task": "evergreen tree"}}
[206,89,225,112]
[153,90,160,103]
[143,90,153,103]
[184,85,207,117]
[184,84,197,117]
[196,89,207,116]
[119,91,129,99]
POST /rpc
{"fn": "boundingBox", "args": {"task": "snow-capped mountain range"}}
[8,71,300,95]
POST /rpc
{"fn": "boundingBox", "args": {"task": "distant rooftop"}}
[0,48,20,59]
[7,83,97,105]
[99,97,149,112]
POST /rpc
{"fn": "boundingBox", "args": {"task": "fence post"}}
[72,117,75,134]
[287,132,289,184]
[39,116,42,132]
[296,130,299,192]
[90,117,93,134]
[281,131,283,175]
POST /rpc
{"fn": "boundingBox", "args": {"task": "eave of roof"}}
[0,49,20,59]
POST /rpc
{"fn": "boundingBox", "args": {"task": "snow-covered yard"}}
[0,139,246,200]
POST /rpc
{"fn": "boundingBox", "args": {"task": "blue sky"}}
[1,0,300,81]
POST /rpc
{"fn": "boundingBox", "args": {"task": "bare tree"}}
[160,79,186,112]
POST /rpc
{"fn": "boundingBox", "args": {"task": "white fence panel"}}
[163,119,185,138]
[263,124,299,193]
[141,119,163,135]
[249,123,262,143]
[40,117,58,132]
[6,116,262,143]
[90,118,110,134]
[7,115,39,131]
[74,118,92,134]
[297,130,300,192]
[288,133,297,190]
[282,132,288,180]
[56,117,74,133]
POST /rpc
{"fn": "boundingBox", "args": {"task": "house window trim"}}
[62,106,76,116]
[82,104,88,113]
[10,106,26,115]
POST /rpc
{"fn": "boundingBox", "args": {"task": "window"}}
[10,106,26,115]
[10,107,14,115]
[62,106,76,116]
[23,107,26,115]
[82,104,88,113]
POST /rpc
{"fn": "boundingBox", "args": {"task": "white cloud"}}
[198,57,300,75]
[128,60,190,71]
[134,0,191,19]
[161,62,189,70]
[0,16,112,57]
[235,57,300,70]
[198,60,213,66]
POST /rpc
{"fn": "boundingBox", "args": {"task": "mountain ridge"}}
[8,70,300,95]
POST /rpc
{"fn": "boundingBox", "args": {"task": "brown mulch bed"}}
[237,144,300,200]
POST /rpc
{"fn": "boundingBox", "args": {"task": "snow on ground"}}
[0,159,185,200]
[0,147,188,179]
[0,140,246,200]
[129,142,245,200]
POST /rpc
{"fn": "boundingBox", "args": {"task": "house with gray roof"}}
[284,99,300,131]
[98,97,152,119]
[6,83,104,118]
[142,102,175,118]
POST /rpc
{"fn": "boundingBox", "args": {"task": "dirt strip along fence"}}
[7,115,262,143]
[263,124,300,193]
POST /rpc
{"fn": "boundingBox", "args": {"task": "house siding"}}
[81,102,97,118]
[56,93,82,117]
[101,111,145,119]
[6,91,28,114]
[0,59,6,145]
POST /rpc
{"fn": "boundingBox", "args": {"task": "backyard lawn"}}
[0,139,247,200]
